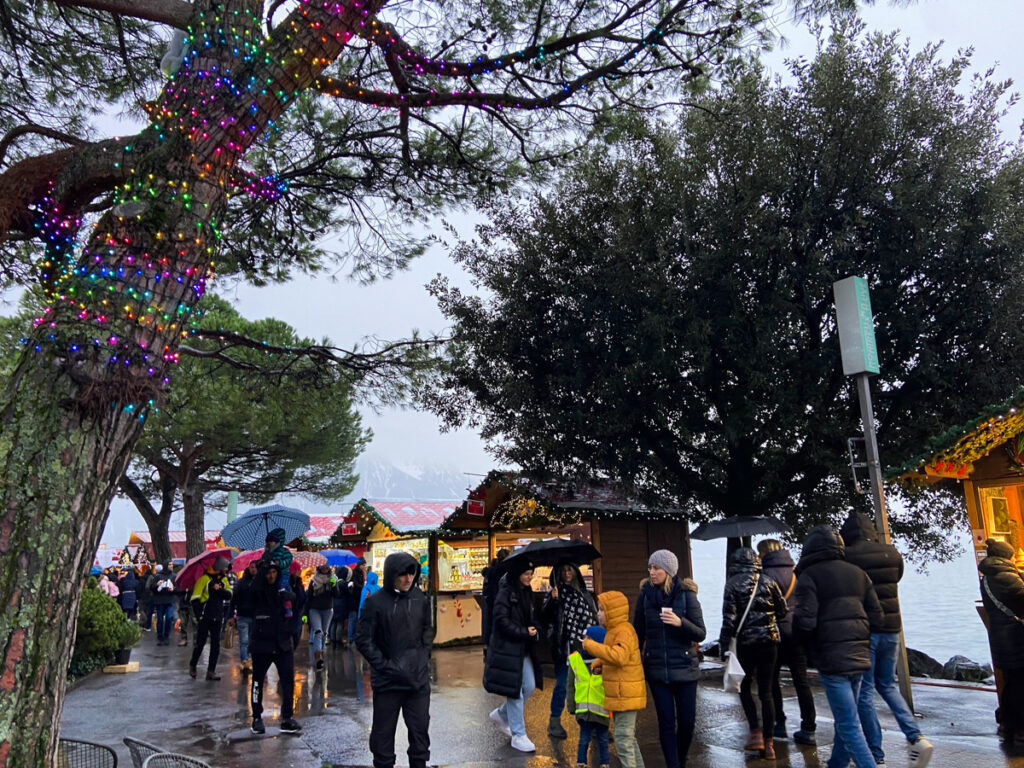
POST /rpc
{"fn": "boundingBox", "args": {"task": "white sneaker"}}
[511,734,536,752]
[489,707,511,737]
[908,737,933,768]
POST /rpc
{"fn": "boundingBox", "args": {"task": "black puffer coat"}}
[250,575,295,655]
[760,549,797,638]
[633,576,706,683]
[794,525,884,675]
[483,573,543,697]
[356,552,434,692]
[978,553,1024,670]
[841,511,904,633]
[720,548,786,649]
[541,561,598,664]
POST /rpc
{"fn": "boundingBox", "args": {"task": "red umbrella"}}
[175,547,233,590]
[232,548,326,574]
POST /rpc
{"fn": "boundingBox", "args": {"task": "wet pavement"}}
[62,629,1024,767]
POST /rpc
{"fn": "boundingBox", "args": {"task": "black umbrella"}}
[689,515,791,541]
[502,538,601,570]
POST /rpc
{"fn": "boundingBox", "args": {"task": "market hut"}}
[895,391,1024,698]
[895,393,1024,564]
[440,471,691,616]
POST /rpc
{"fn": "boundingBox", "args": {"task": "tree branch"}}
[0,124,88,169]
[51,0,192,30]
[180,328,444,376]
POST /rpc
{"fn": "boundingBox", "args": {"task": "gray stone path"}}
[61,632,1024,767]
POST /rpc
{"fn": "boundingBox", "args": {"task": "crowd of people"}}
[471,510,937,768]
[88,509,972,768]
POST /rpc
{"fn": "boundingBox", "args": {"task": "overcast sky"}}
[1,1,1020,544]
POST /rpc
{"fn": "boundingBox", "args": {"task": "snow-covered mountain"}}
[301,456,480,515]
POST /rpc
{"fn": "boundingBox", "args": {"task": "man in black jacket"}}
[794,525,884,768]
[356,551,433,768]
[841,511,934,767]
[249,563,302,735]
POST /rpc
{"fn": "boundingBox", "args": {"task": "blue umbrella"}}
[90,566,103,576]
[319,548,360,567]
[220,504,310,551]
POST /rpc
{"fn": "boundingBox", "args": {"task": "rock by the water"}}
[906,647,944,678]
[942,654,993,683]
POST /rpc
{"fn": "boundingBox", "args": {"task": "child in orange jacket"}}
[583,591,647,768]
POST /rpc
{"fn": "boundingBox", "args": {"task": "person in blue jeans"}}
[541,560,597,739]
[231,561,258,673]
[842,512,934,767]
[793,525,884,768]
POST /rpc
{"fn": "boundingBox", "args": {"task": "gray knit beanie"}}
[648,549,678,578]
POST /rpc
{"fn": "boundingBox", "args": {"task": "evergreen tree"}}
[431,21,1024,554]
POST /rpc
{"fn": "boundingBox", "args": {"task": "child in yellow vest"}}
[583,591,647,768]
[568,625,609,768]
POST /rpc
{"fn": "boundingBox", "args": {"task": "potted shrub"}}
[113,619,142,665]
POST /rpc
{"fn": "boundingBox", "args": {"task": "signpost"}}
[833,276,914,710]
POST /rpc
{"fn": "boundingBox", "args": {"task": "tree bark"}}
[0,354,142,765]
[181,484,206,560]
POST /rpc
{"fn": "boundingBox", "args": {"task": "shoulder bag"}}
[983,576,1024,625]
[723,575,760,693]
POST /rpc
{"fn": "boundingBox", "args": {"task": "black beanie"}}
[506,557,535,578]
[987,538,1015,560]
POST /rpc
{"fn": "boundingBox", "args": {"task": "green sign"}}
[833,276,880,375]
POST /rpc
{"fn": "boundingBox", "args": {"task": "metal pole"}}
[855,373,915,711]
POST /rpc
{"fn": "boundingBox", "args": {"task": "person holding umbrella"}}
[189,555,233,680]
[633,549,706,768]
[484,556,543,753]
[541,558,597,738]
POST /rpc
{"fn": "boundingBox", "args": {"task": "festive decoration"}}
[892,388,1024,481]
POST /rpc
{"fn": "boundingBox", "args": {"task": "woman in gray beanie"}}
[633,549,705,768]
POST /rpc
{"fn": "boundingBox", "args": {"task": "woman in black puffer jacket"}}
[719,547,787,760]
[979,538,1024,745]
[633,549,705,768]
[483,557,543,752]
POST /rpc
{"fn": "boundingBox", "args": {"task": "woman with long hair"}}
[483,557,543,753]
[633,550,705,768]
[720,546,787,761]
[541,558,598,738]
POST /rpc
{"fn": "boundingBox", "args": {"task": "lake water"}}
[689,530,991,667]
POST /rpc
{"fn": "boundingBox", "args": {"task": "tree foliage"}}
[430,21,1024,558]
[121,294,368,557]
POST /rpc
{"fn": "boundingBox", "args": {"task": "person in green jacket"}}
[567,626,609,768]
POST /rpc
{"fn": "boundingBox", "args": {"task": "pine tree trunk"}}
[182,485,206,559]
[0,354,143,765]
[121,473,177,565]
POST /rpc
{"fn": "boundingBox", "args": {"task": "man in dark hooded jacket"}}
[249,562,302,735]
[979,537,1024,745]
[356,551,433,768]
[794,525,883,768]
[841,511,934,767]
